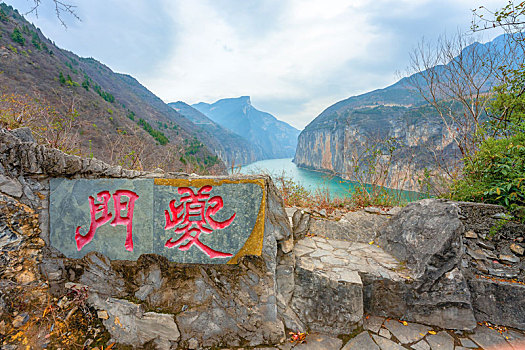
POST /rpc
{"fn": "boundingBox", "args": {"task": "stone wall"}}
[0,128,296,349]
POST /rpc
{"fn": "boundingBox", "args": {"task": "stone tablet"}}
[49,178,265,264]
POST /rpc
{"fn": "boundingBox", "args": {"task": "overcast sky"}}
[5,0,505,129]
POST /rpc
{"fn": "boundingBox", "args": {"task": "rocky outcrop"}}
[2,127,525,349]
[0,127,293,349]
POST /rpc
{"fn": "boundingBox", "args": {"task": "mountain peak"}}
[239,96,251,105]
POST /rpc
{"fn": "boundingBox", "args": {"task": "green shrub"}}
[0,8,8,23]
[10,27,25,45]
[137,118,169,145]
[58,72,66,85]
[451,133,525,208]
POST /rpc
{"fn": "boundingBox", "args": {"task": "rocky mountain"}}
[0,3,224,174]
[193,96,301,160]
[294,36,510,192]
[168,101,262,167]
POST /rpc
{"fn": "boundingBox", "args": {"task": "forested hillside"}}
[0,3,224,174]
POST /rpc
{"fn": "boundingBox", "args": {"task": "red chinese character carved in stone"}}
[164,185,236,258]
[75,190,139,252]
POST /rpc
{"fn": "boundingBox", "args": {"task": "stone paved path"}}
[265,318,525,349]
[294,236,411,281]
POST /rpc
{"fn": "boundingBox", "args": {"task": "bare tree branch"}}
[24,0,80,28]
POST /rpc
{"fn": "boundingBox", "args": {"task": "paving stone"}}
[469,326,513,349]
[364,316,385,334]
[295,245,315,257]
[331,240,352,249]
[317,242,334,251]
[411,340,430,350]
[309,250,332,257]
[372,334,406,350]
[293,333,343,350]
[342,331,379,350]
[320,255,348,265]
[458,338,477,348]
[426,331,454,350]
[379,328,392,339]
[383,319,430,344]
[298,237,317,249]
[504,328,525,344]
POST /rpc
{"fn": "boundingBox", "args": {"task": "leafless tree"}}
[406,33,514,159]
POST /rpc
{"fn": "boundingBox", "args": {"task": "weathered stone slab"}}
[364,315,385,334]
[411,340,430,350]
[50,178,265,264]
[291,259,363,334]
[425,331,454,350]
[88,293,180,347]
[342,331,379,350]
[372,334,405,350]
[468,276,525,329]
[468,325,513,349]
[293,333,343,350]
[382,319,430,344]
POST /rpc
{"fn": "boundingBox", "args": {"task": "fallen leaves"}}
[475,274,525,285]
[289,331,308,344]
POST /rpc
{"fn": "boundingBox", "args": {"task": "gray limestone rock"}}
[291,260,363,334]
[364,315,385,334]
[342,331,379,350]
[425,331,454,350]
[10,127,35,143]
[459,338,478,348]
[375,199,476,330]
[88,294,180,347]
[379,328,391,339]
[293,333,343,350]
[468,277,525,330]
[372,334,405,350]
[382,319,430,344]
[378,199,464,289]
[78,252,127,297]
[292,209,311,240]
[468,325,512,349]
[411,340,430,350]
[0,175,23,198]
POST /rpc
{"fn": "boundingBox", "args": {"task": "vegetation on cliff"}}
[0,2,225,175]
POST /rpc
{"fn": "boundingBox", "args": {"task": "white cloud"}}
[5,0,508,129]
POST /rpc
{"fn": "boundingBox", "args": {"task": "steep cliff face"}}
[169,101,263,166]
[193,96,300,160]
[295,104,459,191]
[295,36,515,192]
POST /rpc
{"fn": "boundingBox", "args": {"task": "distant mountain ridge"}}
[192,96,300,160]
[168,101,262,166]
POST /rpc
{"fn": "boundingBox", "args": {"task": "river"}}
[237,158,424,202]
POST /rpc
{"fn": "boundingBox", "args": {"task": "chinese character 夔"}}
[164,185,236,258]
